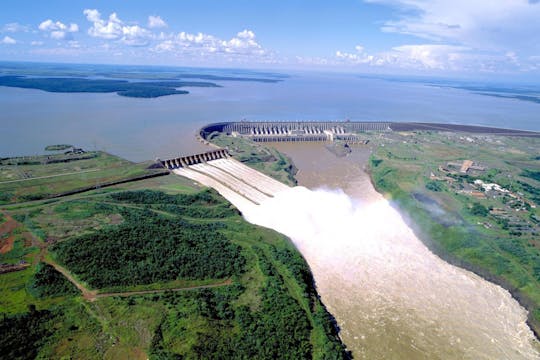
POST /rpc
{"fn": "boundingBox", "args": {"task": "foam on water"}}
[243,186,540,359]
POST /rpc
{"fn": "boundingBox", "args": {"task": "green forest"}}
[0,76,221,98]
[369,131,540,337]
[0,174,348,359]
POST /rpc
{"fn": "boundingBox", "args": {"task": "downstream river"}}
[245,142,540,359]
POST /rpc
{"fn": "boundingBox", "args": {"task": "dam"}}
[161,149,289,207]
[199,121,540,144]
[201,121,391,143]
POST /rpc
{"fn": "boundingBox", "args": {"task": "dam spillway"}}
[167,154,290,207]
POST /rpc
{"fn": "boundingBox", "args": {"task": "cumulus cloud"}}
[148,15,167,29]
[2,22,30,33]
[38,19,78,40]
[1,36,16,45]
[31,41,44,46]
[336,43,470,70]
[84,9,152,46]
[153,29,270,60]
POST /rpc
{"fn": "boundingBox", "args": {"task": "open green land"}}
[209,133,298,186]
[0,151,347,359]
[367,130,540,335]
[0,151,168,203]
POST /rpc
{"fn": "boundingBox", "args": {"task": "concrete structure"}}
[199,121,391,143]
[221,121,390,142]
[172,157,289,207]
[160,149,229,170]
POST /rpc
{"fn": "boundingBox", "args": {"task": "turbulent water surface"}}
[242,143,540,359]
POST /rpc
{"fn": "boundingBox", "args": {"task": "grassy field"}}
[0,151,167,203]
[0,157,347,358]
[368,130,540,335]
[209,133,298,186]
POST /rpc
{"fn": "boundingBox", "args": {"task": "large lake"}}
[1,72,539,161]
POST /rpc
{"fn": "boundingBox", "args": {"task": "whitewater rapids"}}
[239,186,540,359]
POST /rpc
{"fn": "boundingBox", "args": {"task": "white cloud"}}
[31,41,44,46]
[366,0,540,53]
[38,19,78,40]
[84,9,152,46]
[336,45,374,64]
[68,40,81,48]
[154,29,267,58]
[1,36,16,44]
[359,0,540,72]
[336,43,470,70]
[148,15,167,29]
[389,44,468,70]
[237,29,255,40]
[2,22,29,33]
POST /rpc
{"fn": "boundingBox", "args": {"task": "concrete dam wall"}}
[199,121,540,142]
[200,121,391,143]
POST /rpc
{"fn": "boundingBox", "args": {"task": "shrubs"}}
[425,180,443,192]
[28,263,79,298]
[52,207,245,288]
[470,202,489,216]
[0,307,54,360]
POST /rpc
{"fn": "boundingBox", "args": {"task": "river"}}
[243,142,540,359]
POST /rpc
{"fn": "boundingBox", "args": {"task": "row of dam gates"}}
[201,121,391,142]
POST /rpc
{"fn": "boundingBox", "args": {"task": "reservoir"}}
[2,72,540,161]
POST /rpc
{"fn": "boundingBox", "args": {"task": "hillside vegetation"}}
[0,172,348,359]
[368,130,540,336]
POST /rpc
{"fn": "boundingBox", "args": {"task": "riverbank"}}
[244,141,539,358]
[0,149,348,358]
[367,130,540,339]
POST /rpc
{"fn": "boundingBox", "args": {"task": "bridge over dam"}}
[160,149,290,210]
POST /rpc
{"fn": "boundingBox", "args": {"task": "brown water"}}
[254,142,540,359]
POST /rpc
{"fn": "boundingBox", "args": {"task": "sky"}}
[1,0,540,77]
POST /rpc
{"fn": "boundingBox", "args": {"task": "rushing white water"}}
[240,186,540,359]
[172,147,540,358]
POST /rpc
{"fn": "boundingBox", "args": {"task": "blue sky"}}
[1,0,540,77]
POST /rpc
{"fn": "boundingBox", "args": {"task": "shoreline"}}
[366,167,540,341]
[198,125,540,349]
